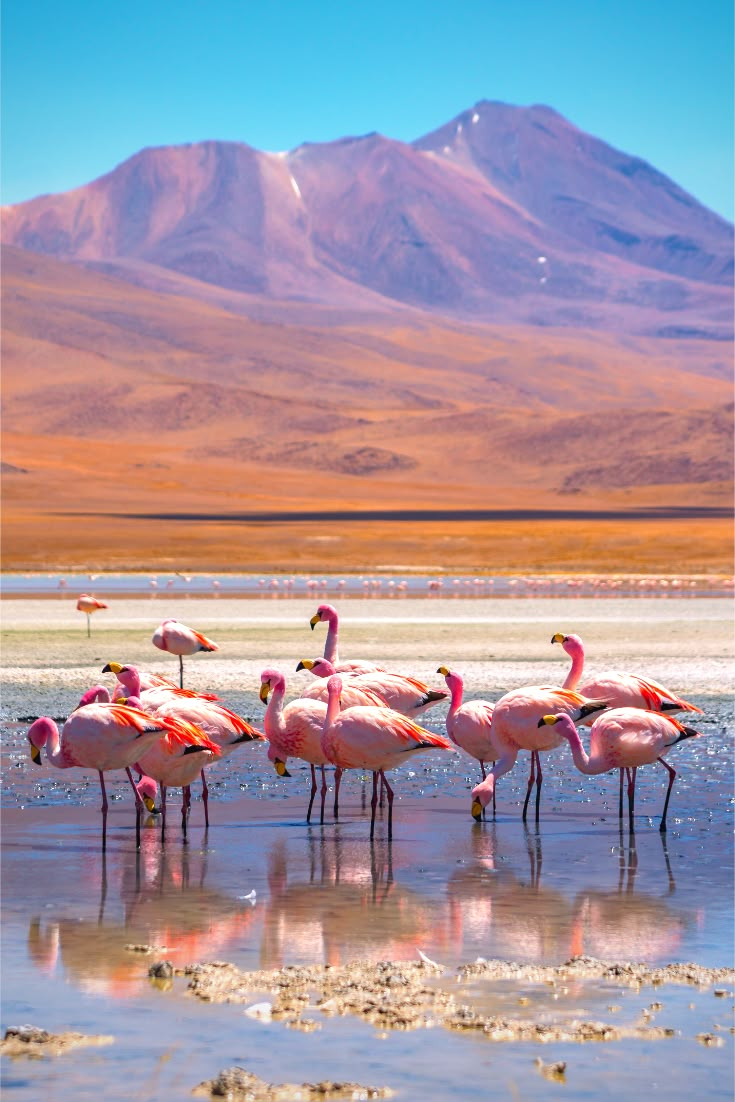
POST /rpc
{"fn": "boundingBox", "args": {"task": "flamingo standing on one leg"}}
[260,669,342,823]
[551,632,702,817]
[437,666,498,815]
[27,705,172,847]
[297,658,448,717]
[470,688,609,824]
[537,709,702,832]
[151,619,219,688]
[76,594,107,637]
[309,605,383,674]
[320,674,455,839]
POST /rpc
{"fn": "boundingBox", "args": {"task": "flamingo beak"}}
[471,798,483,822]
[309,614,321,630]
[143,796,157,813]
[296,660,313,672]
[274,759,291,778]
[550,633,565,645]
[437,665,450,676]
[538,714,559,727]
[30,743,42,765]
[259,682,271,703]
[102,662,123,674]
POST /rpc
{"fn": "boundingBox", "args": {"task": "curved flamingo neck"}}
[264,680,287,739]
[30,719,65,768]
[558,716,597,775]
[445,675,464,727]
[77,686,110,708]
[562,636,585,690]
[118,667,142,696]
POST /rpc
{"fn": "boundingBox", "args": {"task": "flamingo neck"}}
[325,679,342,730]
[322,615,339,664]
[562,637,585,690]
[446,677,464,727]
[36,722,65,768]
[119,667,142,696]
[77,686,110,708]
[264,682,287,739]
[560,718,598,775]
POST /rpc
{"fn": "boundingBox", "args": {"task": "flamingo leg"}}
[125,767,143,850]
[480,760,486,781]
[319,766,327,825]
[200,769,209,828]
[179,654,184,689]
[369,772,378,840]
[627,766,637,834]
[306,764,318,823]
[534,751,543,824]
[182,786,189,838]
[333,768,342,820]
[86,613,91,638]
[618,768,624,820]
[379,773,386,810]
[98,770,109,814]
[381,770,395,840]
[657,756,677,833]
[161,785,167,843]
[492,775,496,819]
[522,751,537,822]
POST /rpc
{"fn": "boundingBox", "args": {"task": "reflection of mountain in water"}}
[27,828,255,997]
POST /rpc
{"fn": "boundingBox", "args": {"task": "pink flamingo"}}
[260,669,342,823]
[309,605,383,673]
[321,674,455,839]
[27,704,172,847]
[151,619,219,688]
[104,663,262,826]
[103,661,218,704]
[76,594,107,637]
[551,632,702,818]
[437,666,498,812]
[537,709,702,833]
[132,719,222,840]
[297,657,448,716]
[470,688,609,823]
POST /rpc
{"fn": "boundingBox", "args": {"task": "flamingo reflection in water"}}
[26,830,257,998]
[259,831,451,970]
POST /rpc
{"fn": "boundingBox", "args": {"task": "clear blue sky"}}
[2,0,733,219]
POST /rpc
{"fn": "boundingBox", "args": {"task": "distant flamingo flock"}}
[29,601,705,846]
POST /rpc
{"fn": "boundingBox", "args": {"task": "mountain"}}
[2,102,732,336]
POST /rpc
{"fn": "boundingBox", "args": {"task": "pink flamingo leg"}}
[179,655,184,689]
[534,752,543,823]
[319,765,328,825]
[98,770,108,814]
[160,784,167,842]
[381,770,395,840]
[522,751,537,822]
[182,786,191,838]
[369,772,379,840]
[200,769,209,828]
[333,768,342,820]
[125,767,143,850]
[306,764,318,823]
[627,766,637,833]
[480,760,486,781]
[657,757,677,833]
[618,768,624,820]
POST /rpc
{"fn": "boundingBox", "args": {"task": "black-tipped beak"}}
[30,744,42,765]
[259,682,271,704]
[296,660,305,671]
[471,798,483,822]
[309,613,320,630]
[274,759,291,778]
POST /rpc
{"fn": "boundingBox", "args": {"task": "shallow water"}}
[1,595,733,1100]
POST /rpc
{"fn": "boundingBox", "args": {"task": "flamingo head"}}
[260,668,285,703]
[326,674,343,700]
[310,604,337,629]
[551,632,583,658]
[27,717,56,764]
[266,743,291,778]
[135,775,158,813]
[470,773,495,820]
[537,713,576,737]
[296,657,336,678]
[75,685,111,709]
[102,662,142,696]
[437,665,463,693]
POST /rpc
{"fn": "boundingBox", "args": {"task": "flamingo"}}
[27,705,172,847]
[537,709,702,832]
[260,669,342,823]
[103,661,218,704]
[131,719,222,839]
[470,688,609,823]
[104,663,262,826]
[151,619,218,688]
[551,632,702,818]
[437,666,498,813]
[76,594,107,637]
[309,604,383,673]
[321,674,455,839]
[297,657,448,717]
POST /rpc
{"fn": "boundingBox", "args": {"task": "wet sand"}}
[1,596,733,1100]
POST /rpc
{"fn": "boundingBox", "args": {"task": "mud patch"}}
[1,1025,114,1059]
[193,1066,392,1100]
